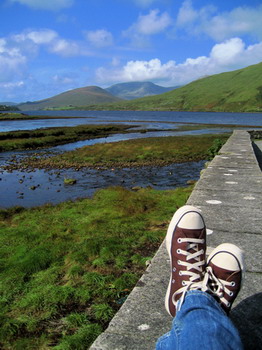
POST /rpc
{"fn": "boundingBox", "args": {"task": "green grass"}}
[0,124,132,152]
[0,112,85,121]
[0,185,192,349]
[21,133,229,169]
[0,113,29,120]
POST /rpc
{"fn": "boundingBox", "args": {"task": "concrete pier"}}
[90,130,262,350]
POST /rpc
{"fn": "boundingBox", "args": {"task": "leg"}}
[157,290,243,350]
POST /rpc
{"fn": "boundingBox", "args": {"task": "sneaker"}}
[165,205,206,317]
[204,243,245,313]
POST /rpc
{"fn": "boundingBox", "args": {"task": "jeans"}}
[156,290,243,350]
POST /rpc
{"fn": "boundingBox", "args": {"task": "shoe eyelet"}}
[177,260,181,265]
[177,249,181,254]
[226,302,231,307]
[173,267,176,272]
[229,292,234,297]
[179,271,182,276]
[182,281,186,286]
[231,281,236,287]
[177,238,182,243]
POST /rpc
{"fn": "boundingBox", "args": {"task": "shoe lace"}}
[202,266,234,308]
[172,237,205,311]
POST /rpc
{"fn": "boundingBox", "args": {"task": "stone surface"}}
[90,130,262,350]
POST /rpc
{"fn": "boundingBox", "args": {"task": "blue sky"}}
[1,0,262,102]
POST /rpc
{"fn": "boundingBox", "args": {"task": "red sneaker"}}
[165,205,206,317]
[204,243,245,313]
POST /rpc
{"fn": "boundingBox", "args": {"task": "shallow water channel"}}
[0,129,211,208]
[0,129,210,208]
[0,161,205,208]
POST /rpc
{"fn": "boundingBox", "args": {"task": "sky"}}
[1,0,262,103]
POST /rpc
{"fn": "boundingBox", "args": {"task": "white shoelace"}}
[202,266,235,308]
[172,237,205,311]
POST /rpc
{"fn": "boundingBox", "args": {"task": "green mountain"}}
[106,81,178,100]
[107,62,262,112]
[18,86,122,111]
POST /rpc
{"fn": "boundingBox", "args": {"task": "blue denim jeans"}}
[156,290,243,350]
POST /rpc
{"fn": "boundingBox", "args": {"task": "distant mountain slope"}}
[0,102,18,106]
[115,62,262,112]
[18,86,122,111]
[106,81,178,100]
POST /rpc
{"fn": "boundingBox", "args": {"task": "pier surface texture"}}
[90,130,262,350]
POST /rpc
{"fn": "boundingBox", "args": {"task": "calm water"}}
[1,110,261,208]
[1,110,262,132]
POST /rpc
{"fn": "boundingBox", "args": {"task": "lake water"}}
[1,110,262,132]
[1,110,262,208]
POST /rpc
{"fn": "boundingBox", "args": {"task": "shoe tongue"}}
[176,227,206,263]
[179,227,206,239]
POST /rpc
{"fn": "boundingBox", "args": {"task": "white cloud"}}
[85,29,113,48]
[0,37,27,83]
[13,29,58,44]
[49,39,82,56]
[137,9,172,35]
[123,9,172,48]
[206,6,262,41]
[126,9,172,36]
[176,0,198,27]
[96,38,262,86]
[176,0,262,41]
[210,38,245,65]
[10,29,91,57]
[0,81,24,88]
[8,0,74,11]
[0,28,93,95]
[26,30,58,44]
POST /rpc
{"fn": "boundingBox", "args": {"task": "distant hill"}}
[106,81,178,100]
[18,86,122,111]
[0,104,19,111]
[110,62,262,112]
[0,102,18,106]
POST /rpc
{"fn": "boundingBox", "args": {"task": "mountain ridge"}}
[105,81,178,100]
[18,86,122,111]
[17,82,177,111]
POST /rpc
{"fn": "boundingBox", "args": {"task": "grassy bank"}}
[19,133,229,170]
[0,124,133,152]
[0,185,192,349]
[0,112,85,121]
